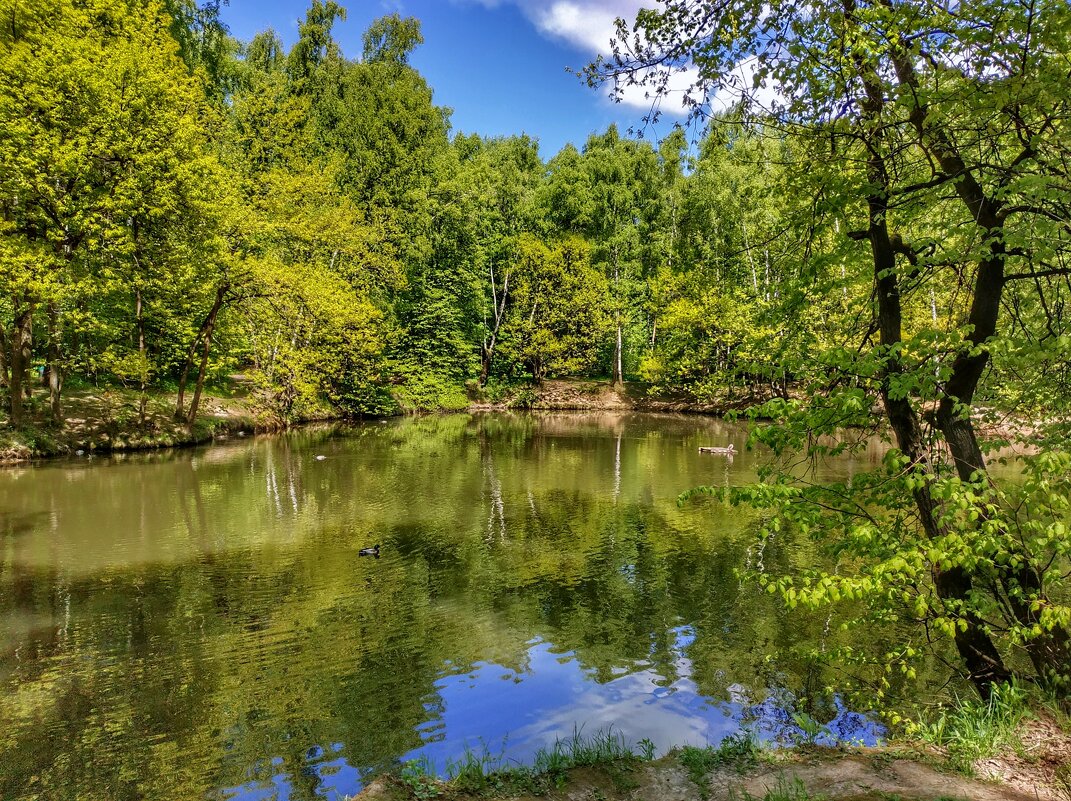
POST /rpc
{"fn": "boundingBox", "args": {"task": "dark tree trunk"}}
[186,286,226,426]
[9,301,33,426]
[851,40,1011,696]
[938,261,1071,681]
[176,285,227,422]
[135,287,147,426]
[867,194,1011,697]
[886,41,1071,681]
[479,341,495,387]
[188,336,212,426]
[174,338,199,423]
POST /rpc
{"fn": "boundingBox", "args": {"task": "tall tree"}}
[540,128,660,384]
[0,0,221,425]
[501,235,611,383]
[589,0,1071,695]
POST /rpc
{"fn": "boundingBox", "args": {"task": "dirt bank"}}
[0,386,268,463]
[356,733,1071,801]
[472,379,1049,447]
[470,379,766,415]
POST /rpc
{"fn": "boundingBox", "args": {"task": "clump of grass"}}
[678,732,762,798]
[526,727,645,792]
[533,727,636,774]
[731,776,828,801]
[909,681,1030,773]
[445,747,503,794]
[393,728,652,799]
[399,755,441,800]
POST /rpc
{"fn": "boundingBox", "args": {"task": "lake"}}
[0,413,888,801]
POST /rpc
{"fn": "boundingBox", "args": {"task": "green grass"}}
[731,776,827,801]
[391,727,651,799]
[678,732,763,798]
[399,755,442,800]
[908,681,1030,774]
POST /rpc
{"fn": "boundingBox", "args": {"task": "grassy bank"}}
[0,384,273,462]
[0,376,1043,463]
[354,691,1071,801]
[0,376,771,463]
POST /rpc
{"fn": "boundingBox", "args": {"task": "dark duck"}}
[359,544,380,558]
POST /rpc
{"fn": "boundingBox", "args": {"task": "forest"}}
[2,0,1070,705]
[1,0,850,427]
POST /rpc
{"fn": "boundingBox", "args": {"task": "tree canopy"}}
[589,0,1071,696]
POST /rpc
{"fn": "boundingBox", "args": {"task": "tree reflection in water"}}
[0,414,900,801]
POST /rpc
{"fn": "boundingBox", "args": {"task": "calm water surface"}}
[0,413,888,801]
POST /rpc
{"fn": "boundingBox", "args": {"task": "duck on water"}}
[698,444,736,455]
[359,544,380,557]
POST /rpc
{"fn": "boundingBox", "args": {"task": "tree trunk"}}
[479,339,495,386]
[135,287,147,426]
[9,301,33,425]
[613,320,623,385]
[188,337,212,426]
[0,325,10,390]
[612,263,623,385]
[46,302,62,426]
[174,336,199,422]
[176,285,226,422]
[479,264,509,387]
[852,41,1010,696]
[885,41,1071,683]
[868,198,1011,697]
[186,288,225,426]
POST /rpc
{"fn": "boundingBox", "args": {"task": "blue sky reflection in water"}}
[0,414,893,801]
[222,627,882,801]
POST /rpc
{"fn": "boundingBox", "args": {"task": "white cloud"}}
[450,0,785,117]
[517,1,699,114]
[448,0,644,56]
[526,1,643,54]
[615,64,703,113]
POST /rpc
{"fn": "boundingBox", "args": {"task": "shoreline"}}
[0,379,744,465]
[0,378,1044,465]
[352,717,1071,801]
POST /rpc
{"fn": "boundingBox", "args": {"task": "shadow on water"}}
[0,413,892,801]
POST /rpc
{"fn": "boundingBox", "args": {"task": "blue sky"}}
[219,0,692,159]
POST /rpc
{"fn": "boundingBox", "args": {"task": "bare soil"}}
[471,379,771,415]
[973,714,1071,800]
[357,746,1063,801]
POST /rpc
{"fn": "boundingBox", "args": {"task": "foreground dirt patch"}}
[974,714,1071,801]
[356,746,1065,801]
[715,751,1044,800]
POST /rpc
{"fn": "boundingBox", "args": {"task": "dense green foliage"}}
[0,0,837,427]
[591,0,1071,697]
